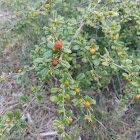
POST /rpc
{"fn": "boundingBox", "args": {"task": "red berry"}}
[54,41,62,49]
[52,60,58,66]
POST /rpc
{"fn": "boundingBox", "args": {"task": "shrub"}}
[0,0,140,139]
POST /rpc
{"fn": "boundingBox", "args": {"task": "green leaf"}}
[52,10,57,19]
[94,59,100,66]
[68,90,76,95]
[40,68,48,78]
[85,96,96,104]
[122,73,128,77]
[100,70,108,76]
[85,46,90,50]
[72,98,79,106]
[53,120,61,126]
[102,62,109,66]
[76,73,85,81]
[72,45,80,50]
[64,72,68,81]
[3,130,10,137]
[50,96,59,102]
[66,110,73,116]
[59,60,71,69]
[13,74,20,78]
[29,66,35,70]
[106,19,112,26]
[15,109,21,120]
[34,58,43,64]
[91,99,96,104]
[57,19,64,24]
[20,122,27,128]
[47,41,54,49]
[43,51,52,59]
[90,39,95,43]
[37,95,42,101]
[51,88,60,94]
[58,127,64,134]
[92,55,97,59]
[20,95,27,103]
[20,72,26,76]
[7,112,13,120]
[58,108,65,114]
[62,48,72,54]
[104,47,110,57]
[94,45,99,51]
[65,87,70,93]
[133,65,140,72]
[17,77,21,84]
[65,134,72,140]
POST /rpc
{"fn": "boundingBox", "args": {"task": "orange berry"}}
[17,15,20,18]
[85,101,91,108]
[90,48,95,54]
[134,95,140,100]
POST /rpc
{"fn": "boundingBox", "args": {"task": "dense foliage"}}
[0,0,140,139]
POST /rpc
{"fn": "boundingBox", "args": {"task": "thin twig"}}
[87,57,99,81]
[37,0,48,11]
[21,96,36,116]
[111,77,120,99]
[33,131,58,136]
[117,73,122,93]
[94,117,107,130]
[101,55,130,75]
[69,22,84,49]
[62,87,66,117]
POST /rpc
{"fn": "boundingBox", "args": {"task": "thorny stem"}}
[37,0,48,11]
[101,55,130,75]
[60,0,101,59]
[111,77,120,99]
[87,108,92,116]
[2,83,45,135]
[21,82,44,116]
[87,108,107,130]
[21,96,36,116]
[60,22,84,59]
[94,117,107,130]
[69,22,84,49]
[87,57,100,82]
[68,72,73,80]
[101,55,140,80]
[62,87,66,117]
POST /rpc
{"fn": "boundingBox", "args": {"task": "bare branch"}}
[34,131,58,136]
